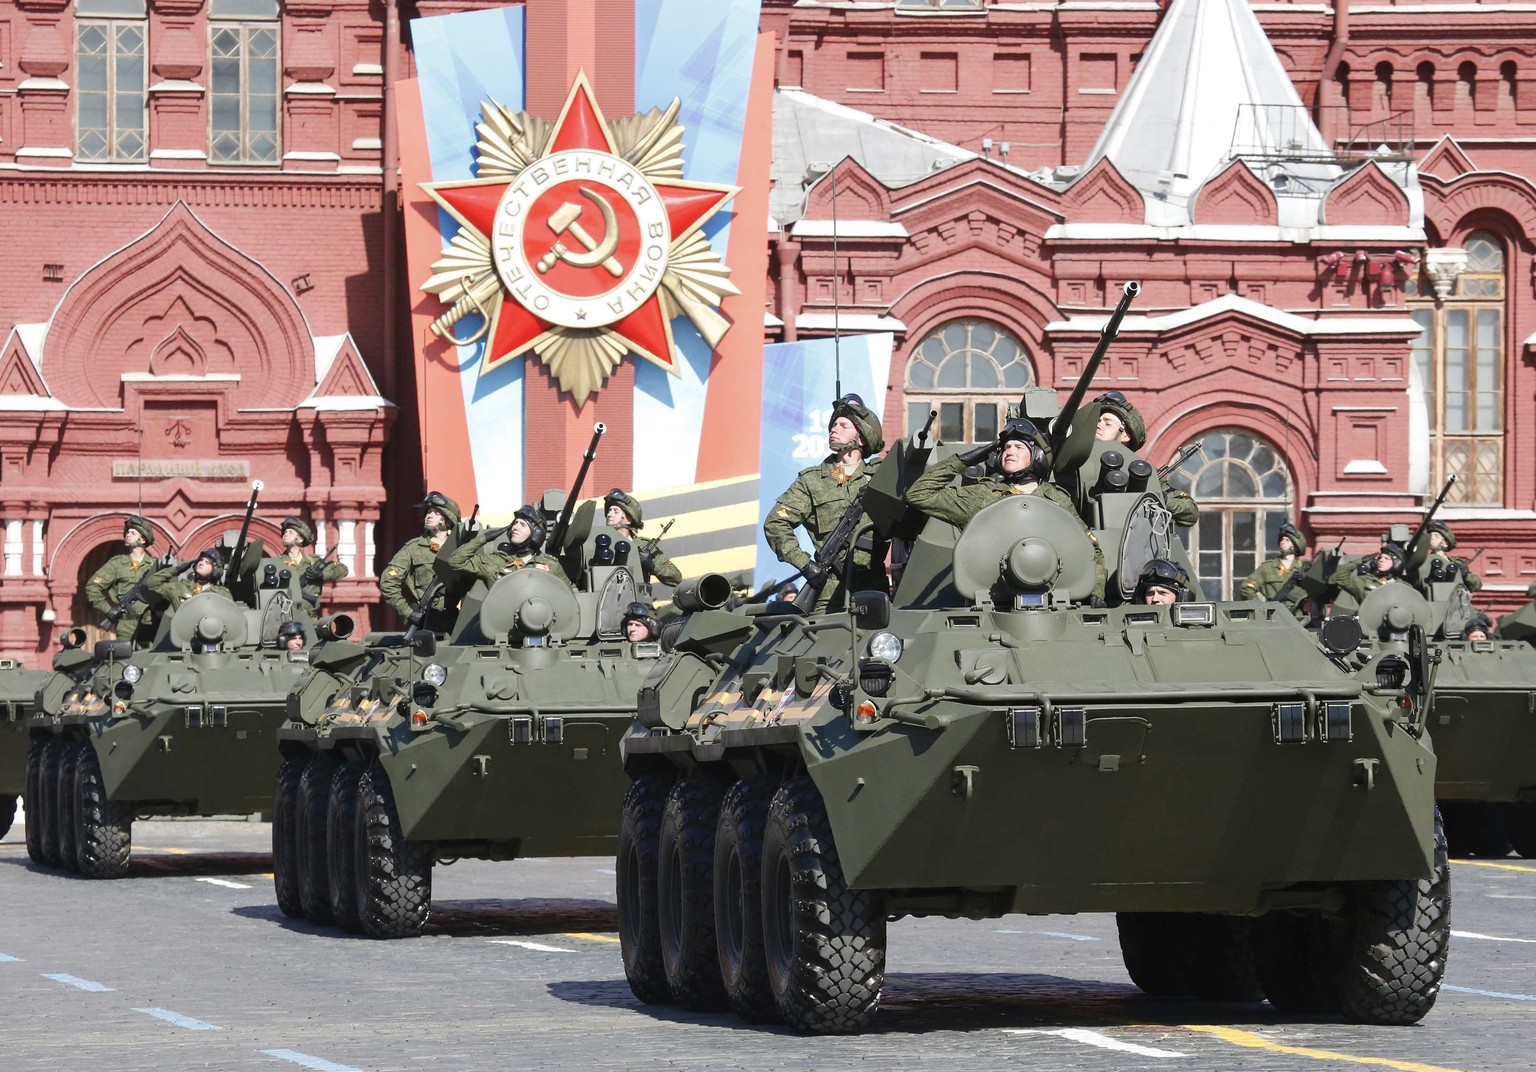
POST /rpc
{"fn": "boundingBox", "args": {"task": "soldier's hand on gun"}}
[801,561,830,588]
[301,562,325,586]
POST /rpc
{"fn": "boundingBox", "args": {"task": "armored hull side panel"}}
[1,665,49,796]
[1424,641,1536,803]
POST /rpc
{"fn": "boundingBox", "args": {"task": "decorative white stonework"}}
[4,519,22,577]
[32,520,44,577]
[1422,247,1470,301]
[338,520,357,577]
[315,519,328,557]
[363,522,376,579]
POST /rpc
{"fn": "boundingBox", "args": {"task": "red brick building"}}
[2,0,1534,659]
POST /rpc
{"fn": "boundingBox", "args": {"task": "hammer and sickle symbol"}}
[537,186,624,278]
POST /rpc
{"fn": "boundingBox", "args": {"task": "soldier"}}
[380,491,460,624]
[1423,520,1483,591]
[85,514,160,640]
[764,394,888,612]
[443,504,570,587]
[621,601,659,642]
[602,489,682,586]
[277,620,306,652]
[1239,522,1309,618]
[1092,391,1199,527]
[1134,558,1194,605]
[146,548,231,609]
[276,516,349,605]
[1330,541,1406,604]
[905,416,1107,600]
[1462,613,1493,642]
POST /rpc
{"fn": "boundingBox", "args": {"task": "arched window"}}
[75,0,147,162]
[1407,230,1505,504]
[903,319,1033,442]
[1166,430,1295,600]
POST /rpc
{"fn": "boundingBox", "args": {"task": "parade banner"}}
[754,334,895,588]
[400,0,771,534]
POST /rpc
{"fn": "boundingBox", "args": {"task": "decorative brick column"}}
[15,0,73,164]
[148,0,208,168]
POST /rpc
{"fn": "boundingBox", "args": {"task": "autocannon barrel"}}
[672,573,733,613]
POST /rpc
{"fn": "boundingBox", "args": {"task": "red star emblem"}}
[422,72,738,383]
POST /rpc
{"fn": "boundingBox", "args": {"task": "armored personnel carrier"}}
[275,485,731,939]
[2,658,49,841]
[616,285,1447,1034]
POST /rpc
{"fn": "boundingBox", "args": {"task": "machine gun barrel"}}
[916,409,938,448]
[1404,475,1457,561]
[1049,280,1139,455]
[1157,441,1203,482]
[221,480,264,585]
[550,422,606,551]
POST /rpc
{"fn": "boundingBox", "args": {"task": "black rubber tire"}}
[355,764,432,938]
[761,776,885,1034]
[1508,801,1536,859]
[0,793,15,843]
[1116,913,1185,996]
[297,755,337,925]
[75,745,131,879]
[57,739,84,873]
[657,777,730,1011]
[617,774,673,1005]
[24,738,45,864]
[272,754,306,919]
[1333,806,1451,1026]
[327,762,364,934]
[714,777,782,1023]
[38,737,64,867]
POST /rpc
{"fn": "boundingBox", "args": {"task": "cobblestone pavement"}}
[1,810,1532,1072]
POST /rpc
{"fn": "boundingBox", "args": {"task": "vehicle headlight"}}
[121,664,143,684]
[421,662,447,687]
[867,631,903,663]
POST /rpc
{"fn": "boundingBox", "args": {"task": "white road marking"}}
[1484,894,1536,900]
[489,939,576,953]
[195,877,252,889]
[1451,929,1536,944]
[0,953,22,962]
[994,928,1101,942]
[1006,1027,1188,1057]
[42,973,114,992]
[133,1007,222,1031]
[1443,984,1536,1002]
[260,1049,367,1072]
[594,867,616,875]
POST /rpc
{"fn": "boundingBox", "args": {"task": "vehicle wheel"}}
[24,738,45,864]
[297,754,336,925]
[761,775,885,1034]
[1507,802,1536,859]
[39,737,64,867]
[1332,806,1451,1026]
[57,739,84,873]
[0,794,15,842]
[657,776,730,1011]
[715,777,781,1023]
[617,774,673,1005]
[355,764,431,938]
[272,754,306,919]
[75,744,132,879]
[1116,913,1185,996]
[1252,909,1340,1014]
[327,762,364,934]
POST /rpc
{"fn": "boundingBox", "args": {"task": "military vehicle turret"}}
[2,658,49,842]
[616,284,1447,1034]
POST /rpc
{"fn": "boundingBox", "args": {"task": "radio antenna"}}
[831,164,842,402]
[136,417,144,514]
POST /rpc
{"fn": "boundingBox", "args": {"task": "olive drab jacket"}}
[904,453,1107,599]
[636,537,682,587]
[443,531,571,588]
[1329,559,1404,604]
[379,532,450,621]
[1425,550,1483,592]
[145,565,230,609]
[85,551,157,639]
[1166,489,1200,528]
[763,456,886,612]
[278,547,349,605]
[1239,556,1308,618]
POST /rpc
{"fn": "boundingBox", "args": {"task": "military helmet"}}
[1375,542,1406,577]
[507,504,547,552]
[1462,612,1494,639]
[276,620,305,643]
[1133,557,1194,603]
[1094,390,1147,452]
[124,514,155,548]
[415,490,462,527]
[1277,522,1307,555]
[195,547,222,571]
[996,416,1053,484]
[604,488,644,530]
[280,516,315,546]
[1527,581,1536,599]
[830,393,885,456]
[620,600,658,639]
[1426,519,1457,551]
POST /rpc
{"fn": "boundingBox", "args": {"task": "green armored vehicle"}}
[2,658,49,841]
[274,480,731,939]
[616,285,1447,1034]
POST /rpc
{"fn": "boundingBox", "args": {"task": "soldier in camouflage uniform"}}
[1239,521,1310,618]
[1331,541,1407,604]
[1135,558,1194,605]
[444,505,571,587]
[1461,613,1493,642]
[603,489,682,586]
[146,548,231,609]
[764,394,889,613]
[85,515,161,640]
[1423,520,1483,592]
[905,416,1107,600]
[276,516,349,605]
[380,491,460,624]
[1092,391,1200,528]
